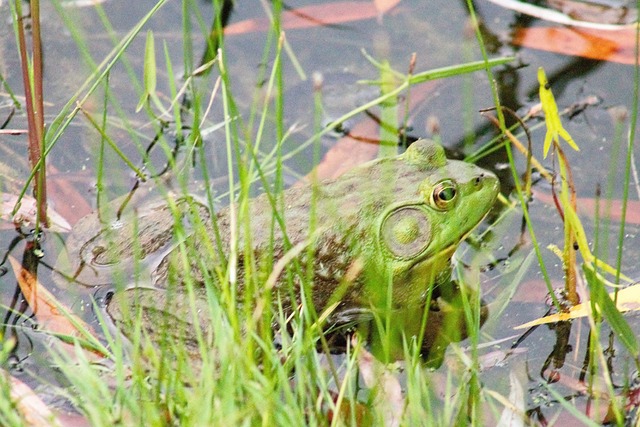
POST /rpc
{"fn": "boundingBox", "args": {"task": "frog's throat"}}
[458,209,492,242]
[438,208,493,258]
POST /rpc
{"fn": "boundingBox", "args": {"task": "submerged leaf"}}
[47,168,93,227]
[136,30,157,112]
[7,256,102,349]
[224,1,397,35]
[532,187,640,225]
[547,0,637,25]
[514,26,640,65]
[3,370,63,427]
[583,267,639,357]
[300,79,442,183]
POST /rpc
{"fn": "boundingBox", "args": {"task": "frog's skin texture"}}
[56,139,499,355]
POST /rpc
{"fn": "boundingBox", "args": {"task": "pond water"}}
[1,0,640,424]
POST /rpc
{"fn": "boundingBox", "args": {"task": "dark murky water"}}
[1,0,640,423]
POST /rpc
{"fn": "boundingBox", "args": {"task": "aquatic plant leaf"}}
[561,201,633,283]
[583,266,639,357]
[538,67,579,158]
[136,30,157,112]
[2,370,63,427]
[514,26,640,65]
[515,281,640,331]
[377,59,400,157]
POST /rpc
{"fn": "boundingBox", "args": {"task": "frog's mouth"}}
[439,208,493,256]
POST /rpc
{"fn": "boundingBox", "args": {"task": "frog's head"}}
[365,139,499,307]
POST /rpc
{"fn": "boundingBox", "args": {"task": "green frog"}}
[56,139,499,360]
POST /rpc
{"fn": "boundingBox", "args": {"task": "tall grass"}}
[10,0,48,228]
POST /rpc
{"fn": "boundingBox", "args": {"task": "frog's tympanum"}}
[56,139,499,362]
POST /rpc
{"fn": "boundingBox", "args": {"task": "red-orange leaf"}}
[326,391,372,425]
[304,120,381,183]
[8,256,100,343]
[48,164,93,227]
[301,79,442,183]
[513,26,639,65]
[225,1,396,35]
[533,188,640,224]
[374,0,401,14]
[4,371,64,427]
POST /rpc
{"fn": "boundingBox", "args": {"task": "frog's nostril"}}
[105,291,115,303]
[475,175,483,185]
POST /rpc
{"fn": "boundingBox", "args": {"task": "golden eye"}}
[431,180,457,210]
[381,207,431,259]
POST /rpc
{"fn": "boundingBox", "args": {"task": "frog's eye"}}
[430,180,458,210]
[381,207,431,259]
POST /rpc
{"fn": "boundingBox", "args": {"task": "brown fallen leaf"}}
[3,370,64,427]
[224,1,397,35]
[513,26,640,65]
[304,121,382,183]
[302,79,442,183]
[8,255,106,358]
[47,164,93,227]
[326,391,372,426]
